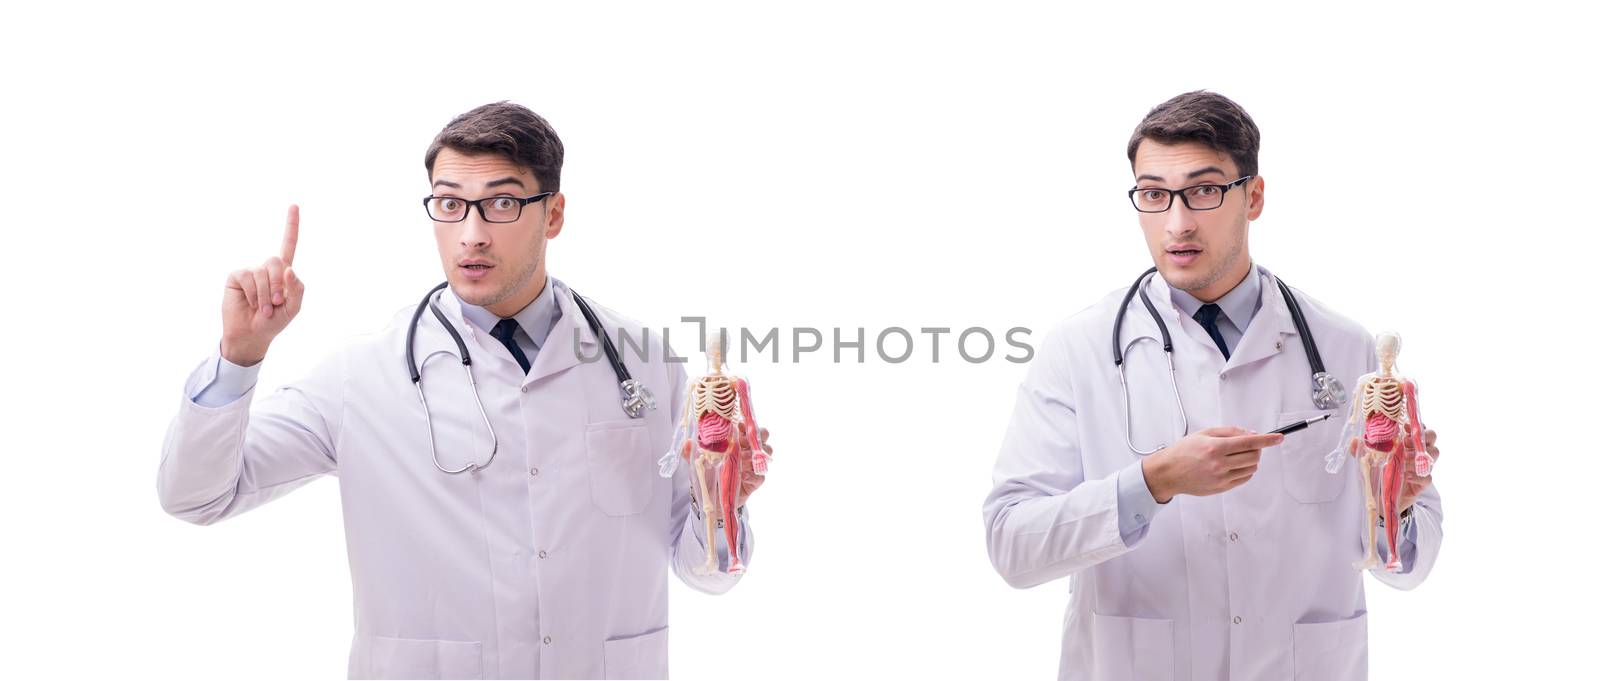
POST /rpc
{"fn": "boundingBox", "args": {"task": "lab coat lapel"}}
[1224,267,1299,371]
[525,280,600,385]
[1143,272,1207,354]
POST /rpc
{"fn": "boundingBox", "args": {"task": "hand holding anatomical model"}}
[658,335,768,574]
[1326,332,1434,572]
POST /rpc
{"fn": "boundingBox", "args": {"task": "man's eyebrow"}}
[1135,167,1227,185]
[431,177,527,190]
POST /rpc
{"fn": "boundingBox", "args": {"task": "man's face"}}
[1132,140,1263,302]
[430,148,564,317]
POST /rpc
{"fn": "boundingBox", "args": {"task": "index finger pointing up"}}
[281,204,300,265]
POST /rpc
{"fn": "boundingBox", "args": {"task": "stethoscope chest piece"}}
[1311,371,1346,410]
[620,378,656,418]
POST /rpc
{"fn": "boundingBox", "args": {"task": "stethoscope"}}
[403,281,656,474]
[1112,266,1347,455]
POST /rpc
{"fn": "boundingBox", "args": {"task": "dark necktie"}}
[489,318,532,374]
[1193,303,1231,360]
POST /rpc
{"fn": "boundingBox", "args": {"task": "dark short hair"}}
[1127,91,1260,178]
[425,101,564,192]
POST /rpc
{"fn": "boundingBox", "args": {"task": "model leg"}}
[1381,442,1406,572]
[694,450,720,574]
[1354,442,1381,570]
[720,447,745,574]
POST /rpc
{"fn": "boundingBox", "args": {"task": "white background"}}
[2,1,1593,679]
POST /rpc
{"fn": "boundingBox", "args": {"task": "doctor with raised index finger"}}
[159,102,771,680]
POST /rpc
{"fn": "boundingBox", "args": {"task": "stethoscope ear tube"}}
[406,281,498,475]
[569,290,634,384]
[406,282,452,383]
[1275,278,1325,375]
[1274,277,1346,410]
[1112,267,1163,365]
[1114,267,1188,455]
[570,289,656,419]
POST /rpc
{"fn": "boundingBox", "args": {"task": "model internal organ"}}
[657,337,765,575]
[1325,332,1433,572]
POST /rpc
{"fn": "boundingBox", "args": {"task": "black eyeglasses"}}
[423,192,555,223]
[1127,176,1253,213]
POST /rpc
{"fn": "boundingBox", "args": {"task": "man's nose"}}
[458,211,492,248]
[1164,199,1198,239]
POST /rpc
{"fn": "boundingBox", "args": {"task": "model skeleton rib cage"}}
[658,332,767,575]
[1326,331,1434,572]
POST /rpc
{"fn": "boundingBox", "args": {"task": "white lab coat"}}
[984,266,1442,681]
[159,278,747,679]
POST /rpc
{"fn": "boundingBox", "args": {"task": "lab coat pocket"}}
[1277,409,1345,504]
[1089,612,1174,681]
[349,635,483,679]
[586,421,655,517]
[1293,611,1368,680]
[603,626,668,679]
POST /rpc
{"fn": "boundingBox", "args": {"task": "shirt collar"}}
[455,274,561,350]
[1168,261,1263,331]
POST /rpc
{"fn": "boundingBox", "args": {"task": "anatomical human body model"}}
[657,337,766,574]
[1325,332,1434,572]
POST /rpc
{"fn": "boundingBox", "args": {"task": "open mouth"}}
[1166,246,1202,265]
[459,261,495,279]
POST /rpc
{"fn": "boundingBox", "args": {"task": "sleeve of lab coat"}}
[157,349,344,525]
[984,327,1144,589]
[666,360,750,594]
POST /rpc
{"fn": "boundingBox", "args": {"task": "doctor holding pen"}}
[158,102,771,680]
[983,91,1443,681]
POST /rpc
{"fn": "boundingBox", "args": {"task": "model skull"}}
[1375,331,1401,372]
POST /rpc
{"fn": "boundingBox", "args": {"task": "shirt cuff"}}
[1116,458,1163,539]
[192,350,262,408]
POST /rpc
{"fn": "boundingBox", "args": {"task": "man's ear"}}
[545,192,565,239]
[1245,176,1265,220]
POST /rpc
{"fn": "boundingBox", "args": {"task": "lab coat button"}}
[543,636,552,644]
[521,386,530,393]
[529,467,540,477]
[1229,532,1239,542]
[1233,616,1242,624]
[538,550,548,559]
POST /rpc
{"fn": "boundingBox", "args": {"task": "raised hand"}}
[220,205,305,366]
